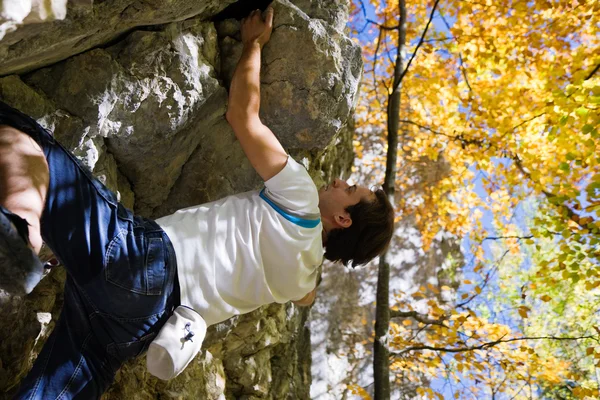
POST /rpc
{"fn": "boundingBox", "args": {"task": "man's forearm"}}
[227,41,262,122]
[223,7,287,182]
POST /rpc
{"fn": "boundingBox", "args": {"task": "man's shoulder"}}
[263,156,319,214]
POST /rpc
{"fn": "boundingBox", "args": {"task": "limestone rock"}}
[24,18,226,215]
[0,266,65,396]
[0,0,67,41]
[0,0,235,76]
[294,0,351,32]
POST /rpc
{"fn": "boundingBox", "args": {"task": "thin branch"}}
[355,2,402,33]
[389,310,449,327]
[508,382,528,400]
[366,19,400,30]
[584,202,600,211]
[372,28,384,93]
[586,63,600,80]
[439,12,473,93]
[422,36,455,43]
[381,78,390,93]
[356,0,369,34]
[482,235,534,241]
[399,119,490,149]
[393,0,441,93]
[457,53,473,92]
[499,113,546,139]
[383,33,396,67]
[456,248,510,308]
[399,119,447,136]
[391,335,598,356]
[510,113,545,131]
[357,0,367,18]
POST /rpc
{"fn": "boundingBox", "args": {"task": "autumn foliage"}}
[348,0,600,398]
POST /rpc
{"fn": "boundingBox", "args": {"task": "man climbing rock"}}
[0,6,394,399]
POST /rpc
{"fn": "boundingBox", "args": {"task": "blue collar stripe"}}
[259,189,321,229]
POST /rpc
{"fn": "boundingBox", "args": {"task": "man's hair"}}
[324,189,394,267]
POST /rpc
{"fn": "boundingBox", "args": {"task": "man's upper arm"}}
[226,114,288,182]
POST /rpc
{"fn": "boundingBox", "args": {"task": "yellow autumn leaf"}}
[518,306,530,319]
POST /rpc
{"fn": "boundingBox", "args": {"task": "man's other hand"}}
[292,288,317,307]
[241,6,274,48]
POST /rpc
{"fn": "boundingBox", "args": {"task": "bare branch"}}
[499,113,546,139]
[399,119,447,136]
[389,310,449,327]
[355,0,369,33]
[439,12,473,93]
[355,2,402,33]
[586,63,600,80]
[381,78,390,93]
[482,235,534,241]
[391,335,598,356]
[422,36,455,43]
[457,53,473,92]
[399,119,490,149]
[456,248,510,308]
[392,0,442,93]
[366,19,400,30]
[383,33,396,67]
[372,28,384,94]
[357,0,367,18]
[510,113,545,131]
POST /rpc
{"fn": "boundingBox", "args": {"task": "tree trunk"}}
[373,1,406,399]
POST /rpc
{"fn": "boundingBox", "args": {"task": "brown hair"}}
[324,189,394,267]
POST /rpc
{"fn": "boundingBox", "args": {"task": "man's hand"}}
[241,6,274,48]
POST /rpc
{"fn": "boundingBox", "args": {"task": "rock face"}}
[0,0,68,41]
[0,0,360,398]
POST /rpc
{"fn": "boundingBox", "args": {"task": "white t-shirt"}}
[155,156,323,326]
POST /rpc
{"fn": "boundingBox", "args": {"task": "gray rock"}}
[0,0,235,76]
[293,0,351,32]
[24,18,226,215]
[0,0,67,41]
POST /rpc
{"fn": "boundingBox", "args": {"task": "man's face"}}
[318,178,374,229]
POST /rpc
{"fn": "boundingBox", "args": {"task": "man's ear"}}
[334,212,352,229]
